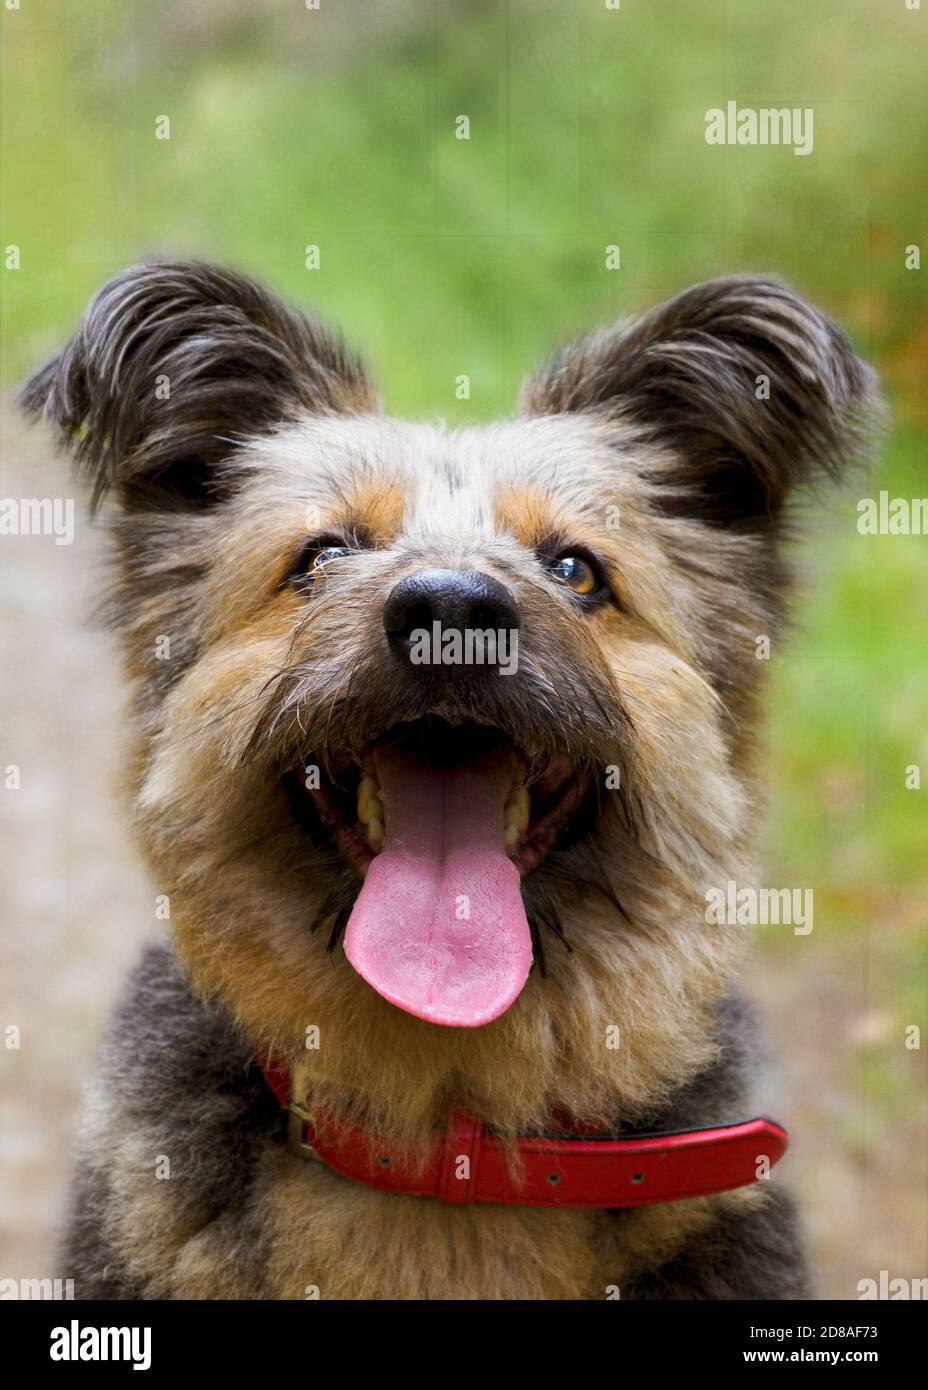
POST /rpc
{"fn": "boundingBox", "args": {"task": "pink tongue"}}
[344,744,532,1026]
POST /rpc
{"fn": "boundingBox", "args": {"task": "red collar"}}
[261,1060,788,1209]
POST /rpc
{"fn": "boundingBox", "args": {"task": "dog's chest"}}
[254,1149,726,1300]
[259,1150,609,1299]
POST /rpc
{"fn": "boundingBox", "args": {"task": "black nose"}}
[383,568,520,668]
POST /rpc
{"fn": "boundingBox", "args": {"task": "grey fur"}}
[624,1189,810,1299]
[62,943,282,1299]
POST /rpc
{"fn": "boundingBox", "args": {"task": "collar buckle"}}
[287,1102,320,1161]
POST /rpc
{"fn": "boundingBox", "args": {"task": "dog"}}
[21,261,878,1299]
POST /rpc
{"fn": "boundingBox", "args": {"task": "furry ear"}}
[19,259,376,510]
[521,276,881,527]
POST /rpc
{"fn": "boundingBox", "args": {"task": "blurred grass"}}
[1,0,926,1290]
[4,0,928,415]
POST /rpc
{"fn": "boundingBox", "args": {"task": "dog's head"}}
[23,262,878,1137]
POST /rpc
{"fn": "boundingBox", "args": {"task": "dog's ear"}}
[19,259,376,510]
[521,276,881,527]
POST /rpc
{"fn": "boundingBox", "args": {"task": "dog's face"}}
[24,263,876,1138]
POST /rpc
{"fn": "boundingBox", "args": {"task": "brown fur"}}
[21,261,880,1298]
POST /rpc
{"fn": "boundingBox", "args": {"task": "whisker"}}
[526,912,548,978]
[326,903,352,954]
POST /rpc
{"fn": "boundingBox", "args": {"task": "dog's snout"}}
[383,568,520,666]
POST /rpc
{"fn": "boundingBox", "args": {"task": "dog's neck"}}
[256,1050,787,1209]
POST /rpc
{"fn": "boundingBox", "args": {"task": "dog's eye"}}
[288,538,354,589]
[549,553,602,597]
[311,545,352,571]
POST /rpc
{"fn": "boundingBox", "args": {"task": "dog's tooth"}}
[367,817,384,850]
[508,786,530,831]
[358,775,383,824]
[505,821,520,850]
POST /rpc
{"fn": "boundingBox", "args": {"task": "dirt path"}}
[0,398,157,1277]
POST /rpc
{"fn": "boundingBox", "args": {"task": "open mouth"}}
[294,718,589,1027]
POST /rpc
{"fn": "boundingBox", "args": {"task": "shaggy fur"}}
[22,261,879,1299]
